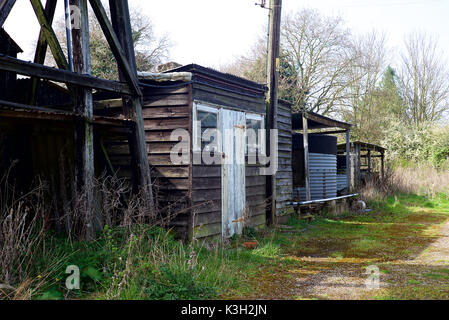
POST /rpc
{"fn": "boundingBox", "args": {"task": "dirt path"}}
[410,221,449,266]
[291,220,449,300]
[229,196,449,300]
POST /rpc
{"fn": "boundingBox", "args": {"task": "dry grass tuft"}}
[0,163,47,286]
[360,164,449,201]
[390,165,449,198]
[0,163,188,299]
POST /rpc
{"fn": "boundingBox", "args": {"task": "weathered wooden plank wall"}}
[102,83,193,238]
[191,81,267,238]
[192,163,222,239]
[0,117,75,232]
[245,165,267,229]
[192,83,266,115]
[276,100,293,216]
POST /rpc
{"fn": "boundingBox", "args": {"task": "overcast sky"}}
[3,0,449,69]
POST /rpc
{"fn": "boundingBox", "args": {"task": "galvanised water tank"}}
[292,134,338,201]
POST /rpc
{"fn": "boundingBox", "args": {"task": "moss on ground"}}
[224,193,449,300]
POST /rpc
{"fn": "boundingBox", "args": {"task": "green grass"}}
[24,225,287,300]
[16,193,449,300]
[422,273,449,280]
[228,193,449,299]
[371,286,449,300]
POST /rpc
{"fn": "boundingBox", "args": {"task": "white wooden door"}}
[220,109,246,238]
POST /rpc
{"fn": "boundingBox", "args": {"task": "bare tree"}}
[281,9,356,114]
[222,9,359,115]
[131,8,171,74]
[399,32,449,125]
[341,31,389,142]
[221,36,267,84]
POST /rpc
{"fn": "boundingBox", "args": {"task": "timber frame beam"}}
[107,0,154,211]
[29,0,58,105]
[292,111,351,131]
[307,112,351,130]
[30,0,70,71]
[0,54,133,95]
[0,0,16,27]
[89,0,142,97]
[71,0,95,240]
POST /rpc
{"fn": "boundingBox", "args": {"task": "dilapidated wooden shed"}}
[96,64,272,240]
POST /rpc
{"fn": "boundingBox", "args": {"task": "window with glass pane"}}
[246,117,263,156]
[197,110,218,152]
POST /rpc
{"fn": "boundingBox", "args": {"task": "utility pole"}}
[265,0,282,225]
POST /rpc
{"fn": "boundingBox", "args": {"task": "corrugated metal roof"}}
[163,63,268,93]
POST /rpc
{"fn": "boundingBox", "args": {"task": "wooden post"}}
[0,0,17,28]
[30,0,70,71]
[351,143,361,190]
[89,0,141,96]
[108,0,154,211]
[71,0,95,240]
[357,144,361,187]
[29,0,57,105]
[345,129,350,194]
[350,143,360,191]
[64,0,73,71]
[303,112,311,201]
[367,150,372,174]
[381,151,385,180]
[265,0,282,224]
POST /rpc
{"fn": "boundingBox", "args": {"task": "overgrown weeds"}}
[6,225,254,300]
[389,165,449,198]
[0,162,48,287]
[360,163,449,202]
[0,165,260,300]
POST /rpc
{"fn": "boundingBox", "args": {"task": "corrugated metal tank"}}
[292,134,338,201]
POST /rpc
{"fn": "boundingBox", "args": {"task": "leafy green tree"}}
[345,66,406,145]
[378,66,406,119]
